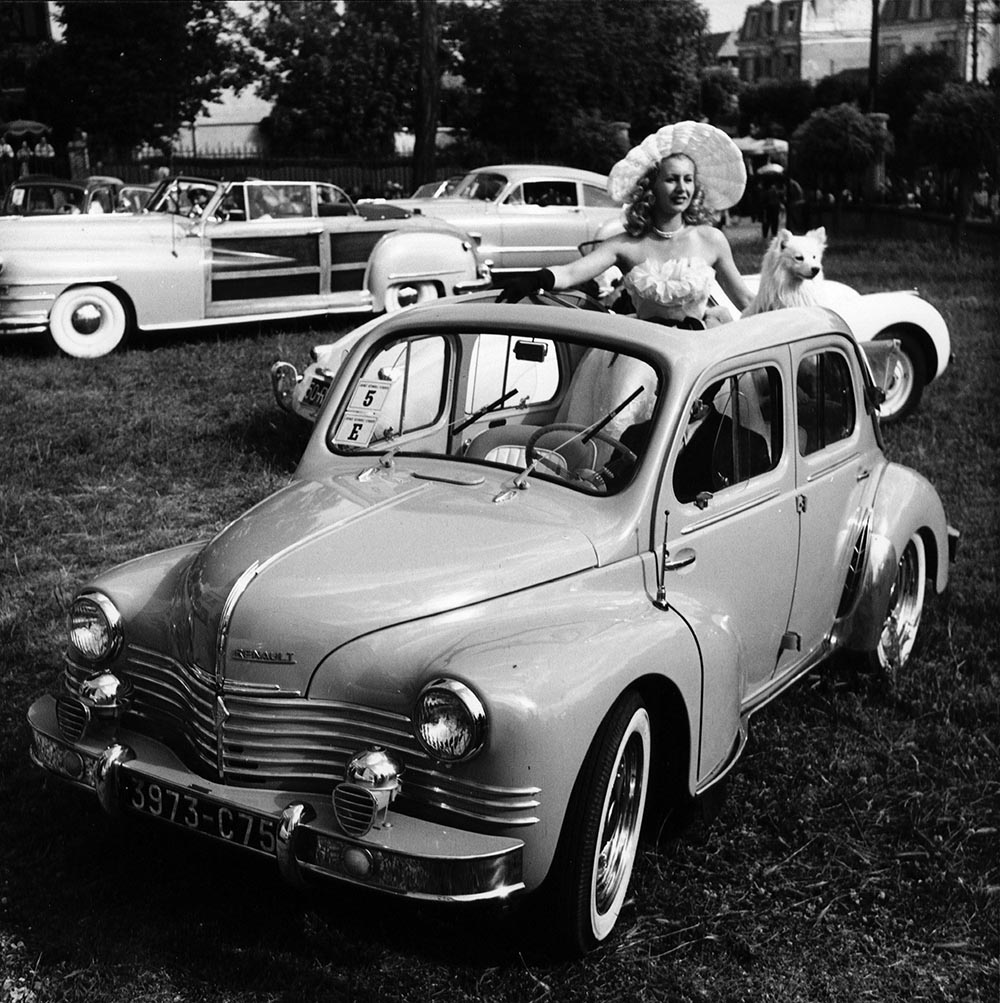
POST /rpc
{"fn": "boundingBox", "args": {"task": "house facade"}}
[733,0,998,84]
[878,0,999,83]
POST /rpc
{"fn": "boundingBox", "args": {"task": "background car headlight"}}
[413,678,486,762]
[68,591,123,663]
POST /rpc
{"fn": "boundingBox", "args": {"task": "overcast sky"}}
[702,0,749,33]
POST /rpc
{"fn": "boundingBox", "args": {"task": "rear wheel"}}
[48,285,129,358]
[384,281,439,312]
[865,533,926,673]
[876,331,926,423]
[551,692,650,954]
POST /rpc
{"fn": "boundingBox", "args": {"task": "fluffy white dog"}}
[743,227,827,316]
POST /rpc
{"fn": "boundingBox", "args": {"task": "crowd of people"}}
[0,131,57,177]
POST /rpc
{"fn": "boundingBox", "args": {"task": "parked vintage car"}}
[29,292,956,953]
[393,164,623,280]
[0,175,490,358]
[1,174,126,216]
[272,269,951,426]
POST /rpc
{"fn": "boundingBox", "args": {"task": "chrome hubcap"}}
[595,731,644,914]
[71,303,103,335]
[879,542,923,669]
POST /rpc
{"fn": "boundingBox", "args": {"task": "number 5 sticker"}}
[348,380,389,412]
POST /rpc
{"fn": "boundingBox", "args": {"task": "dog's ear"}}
[778,228,792,248]
[807,226,827,246]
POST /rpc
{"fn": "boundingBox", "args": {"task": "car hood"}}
[170,470,597,692]
[394,197,492,220]
[0,211,188,248]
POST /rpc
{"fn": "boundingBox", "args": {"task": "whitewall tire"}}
[48,286,129,358]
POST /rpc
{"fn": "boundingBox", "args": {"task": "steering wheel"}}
[526,423,637,491]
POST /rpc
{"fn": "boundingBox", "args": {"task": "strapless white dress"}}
[622,257,714,324]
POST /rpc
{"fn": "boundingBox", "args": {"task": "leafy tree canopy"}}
[738,79,814,138]
[241,0,420,158]
[877,49,958,143]
[443,0,708,168]
[23,1,252,156]
[791,103,890,182]
[911,83,1000,173]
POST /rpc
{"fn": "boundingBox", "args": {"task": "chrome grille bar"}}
[64,643,541,827]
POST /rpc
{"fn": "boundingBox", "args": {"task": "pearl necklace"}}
[653,223,685,240]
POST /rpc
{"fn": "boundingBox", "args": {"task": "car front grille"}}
[65,644,540,828]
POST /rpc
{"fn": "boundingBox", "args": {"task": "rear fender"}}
[366,230,480,312]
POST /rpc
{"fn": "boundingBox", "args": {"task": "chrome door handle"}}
[664,549,696,572]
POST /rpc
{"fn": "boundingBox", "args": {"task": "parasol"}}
[1,119,51,137]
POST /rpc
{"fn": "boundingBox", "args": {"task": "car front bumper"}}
[28,694,525,903]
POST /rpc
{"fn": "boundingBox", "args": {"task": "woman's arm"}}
[548,239,625,290]
[706,227,753,311]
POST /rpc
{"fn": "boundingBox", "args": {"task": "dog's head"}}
[772,227,826,279]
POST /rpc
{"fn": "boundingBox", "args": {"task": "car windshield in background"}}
[325,328,660,495]
[146,178,223,217]
[450,172,508,202]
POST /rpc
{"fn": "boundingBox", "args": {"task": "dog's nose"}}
[809,267,820,277]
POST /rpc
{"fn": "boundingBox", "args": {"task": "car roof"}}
[462,164,609,186]
[371,299,856,381]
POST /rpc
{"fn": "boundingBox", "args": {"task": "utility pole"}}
[868,0,880,113]
[971,0,979,82]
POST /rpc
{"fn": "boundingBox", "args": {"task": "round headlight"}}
[413,678,486,763]
[69,591,123,664]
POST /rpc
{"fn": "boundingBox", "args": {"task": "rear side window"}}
[522,181,577,206]
[796,351,856,454]
[673,366,783,502]
[582,184,619,208]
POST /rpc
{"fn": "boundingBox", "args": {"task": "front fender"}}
[308,556,704,890]
[365,230,484,312]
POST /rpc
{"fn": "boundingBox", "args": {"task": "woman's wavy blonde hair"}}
[622,154,715,236]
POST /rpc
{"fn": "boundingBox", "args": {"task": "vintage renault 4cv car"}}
[28,294,956,954]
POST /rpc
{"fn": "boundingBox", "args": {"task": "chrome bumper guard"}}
[28,696,524,903]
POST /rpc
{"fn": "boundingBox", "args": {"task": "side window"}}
[331,337,447,449]
[673,366,783,503]
[796,351,856,454]
[522,181,577,206]
[582,184,619,209]
[465,334,559,414]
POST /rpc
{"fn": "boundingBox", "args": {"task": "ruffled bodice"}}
[623,256,715,322]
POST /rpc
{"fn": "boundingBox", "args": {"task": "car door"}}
[664,354,799,714]
[782,338,876,668]
[496,179,591,271]
[205,182,329,319]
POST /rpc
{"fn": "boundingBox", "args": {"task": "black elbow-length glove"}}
[497,268,556,303]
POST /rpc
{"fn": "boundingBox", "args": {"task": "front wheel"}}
[48,285,129,358]
[876,331,926,423]
[865,533,926,674]
[551,692,651,954]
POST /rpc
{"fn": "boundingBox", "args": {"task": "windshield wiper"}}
[507,386,645,492]
[453,388,519,435]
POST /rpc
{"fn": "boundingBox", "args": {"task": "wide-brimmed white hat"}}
[607,121,747,211]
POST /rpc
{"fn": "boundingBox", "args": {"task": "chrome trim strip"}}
[680,489,781,533]
[805,450,861,483]
[216,561,261,685]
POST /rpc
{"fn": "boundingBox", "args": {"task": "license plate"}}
[121,773,277,856]
[302,375,331,410]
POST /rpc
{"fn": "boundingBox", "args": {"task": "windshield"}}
[450,172,508,202]
[325,328,660,495]
[146,177,223,217]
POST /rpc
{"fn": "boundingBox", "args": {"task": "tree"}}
[911,82,1000,243]
[456,0,707,167]
[738,80,815,139]
[791,103,890,214]
[245,0,421,159]
[23,1,252,158]
[877,49,958,172]
[412,0,439,187]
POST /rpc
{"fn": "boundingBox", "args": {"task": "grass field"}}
[1,224,997,1002]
